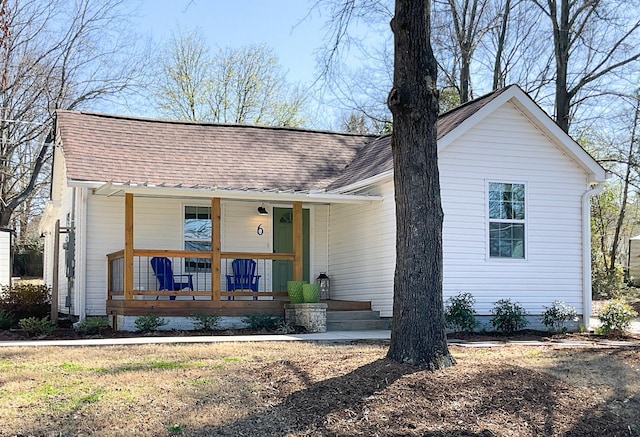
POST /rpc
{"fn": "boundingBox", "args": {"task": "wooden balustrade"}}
[106,249,293,302]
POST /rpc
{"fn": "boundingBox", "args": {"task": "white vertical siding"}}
[329,101,590,317]
[328,182,396,316]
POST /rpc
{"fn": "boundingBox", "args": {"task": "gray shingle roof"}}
[55,112,375,191]
[55,86,514,193]
[327,85,514,190]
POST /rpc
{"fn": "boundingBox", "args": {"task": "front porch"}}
[105,194,371,327]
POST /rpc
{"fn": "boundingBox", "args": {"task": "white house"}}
[39,85,607,330]
[0,228,12,287]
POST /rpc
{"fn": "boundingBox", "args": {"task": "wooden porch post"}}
[293,201,303,281]
[211,197,221,301]
[124,193,134,300]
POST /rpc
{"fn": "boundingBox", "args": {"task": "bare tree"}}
[433,0,494,103]
[387,0,455,368]
[313,0,454,368]
[154,31,307,127]
[155,28,213,121]
[532,0,640,132]
[0,0,147,231]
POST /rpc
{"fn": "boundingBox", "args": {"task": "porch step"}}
[326,310,391,331]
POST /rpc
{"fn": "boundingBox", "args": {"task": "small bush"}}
[0,309,13,329]
[540,300,578,333]
[188,314,221,331]
[0,283,51,321]
[18,316,56,337]
[597,301,638,334]
[275,320,296,334]
[134,314,168,333]
[444,292,477,332]
[490,299,529,334]
[242,315,282,330]
[591,258,625,300]
[75,317,110,335]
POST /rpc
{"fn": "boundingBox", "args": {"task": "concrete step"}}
[326,318,391,331]
[325,310,390,331]
[326,310,382,321]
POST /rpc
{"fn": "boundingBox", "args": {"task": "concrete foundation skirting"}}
[284,303,328,333]
[113,315,250,332]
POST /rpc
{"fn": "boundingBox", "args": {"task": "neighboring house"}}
[628,235,640,285]
[0,228,12,287]
[39,85,607,330]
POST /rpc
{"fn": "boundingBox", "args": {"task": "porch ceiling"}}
[82,180,383,204]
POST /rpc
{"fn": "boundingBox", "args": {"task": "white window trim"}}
[182,202,214,273]
[485,180,528,262]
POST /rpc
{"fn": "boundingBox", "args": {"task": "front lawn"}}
[1,341,639,436]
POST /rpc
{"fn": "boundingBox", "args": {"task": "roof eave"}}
[328,169,394,193]
[82,181,383,204]
[437,86,607,183]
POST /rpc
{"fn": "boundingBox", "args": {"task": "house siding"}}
[82,197,327,315]
[42,149,76,315]
[328,182,396,317]
[440,102,587,315]
[328,101,589,317]
[0,230,11,287]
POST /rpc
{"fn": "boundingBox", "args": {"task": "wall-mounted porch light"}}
[257,203,269,215]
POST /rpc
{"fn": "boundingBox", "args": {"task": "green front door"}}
[273,207,310,292]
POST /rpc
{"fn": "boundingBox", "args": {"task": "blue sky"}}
[134,0,326,86]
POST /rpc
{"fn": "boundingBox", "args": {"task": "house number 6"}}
[257,224,264,235]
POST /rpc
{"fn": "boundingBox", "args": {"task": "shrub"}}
[188,314,221,331]
[134,314,168,333]
[591,258,625,300]
[241,315,282,330]
[490,299,529,334]
[540,300,578,333]
[0,283,51,321]
[444,292,477,332]
[0,309,13,329]
[597,301,638,334]
[18,316,56,337]
[275,319,296,334]
[75,317,110,335]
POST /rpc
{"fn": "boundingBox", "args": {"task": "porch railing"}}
[107,249,293,301]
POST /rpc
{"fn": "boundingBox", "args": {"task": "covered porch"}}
[104,192,373,328]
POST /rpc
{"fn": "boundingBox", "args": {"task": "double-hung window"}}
[488,182,525,259]
[184,206,211,271]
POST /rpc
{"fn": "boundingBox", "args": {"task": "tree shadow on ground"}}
[171,354,620,436]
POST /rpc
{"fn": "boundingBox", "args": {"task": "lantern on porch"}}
[316,272,330,300]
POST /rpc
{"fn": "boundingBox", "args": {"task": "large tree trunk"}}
[551,0,571,133]
[386,0,455,369]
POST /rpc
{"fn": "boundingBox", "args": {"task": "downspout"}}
[582,182,605,331]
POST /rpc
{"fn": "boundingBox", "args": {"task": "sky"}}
[133,0,327,90]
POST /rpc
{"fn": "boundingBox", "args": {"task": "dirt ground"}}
[0,341,639,436]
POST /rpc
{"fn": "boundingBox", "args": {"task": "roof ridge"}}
[55,109,378,138]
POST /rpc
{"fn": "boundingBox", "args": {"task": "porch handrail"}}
[107,248,295,302]
[107,250,124,261]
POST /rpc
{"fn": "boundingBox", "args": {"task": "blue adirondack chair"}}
[226,258,261,300]
[150,257,195,300]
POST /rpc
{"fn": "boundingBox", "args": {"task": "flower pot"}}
[302,283,320,303]
[287,281,305,304]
